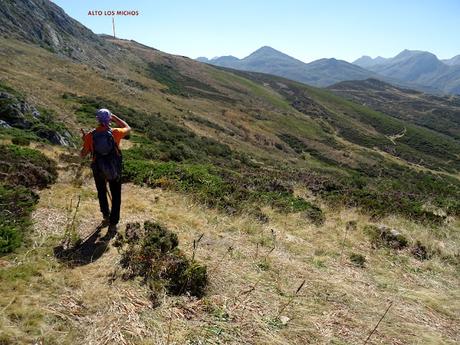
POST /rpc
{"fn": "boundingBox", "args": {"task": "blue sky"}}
[53,0,460,62]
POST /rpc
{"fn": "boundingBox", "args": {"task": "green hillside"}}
[2,35,458,225]
[328,78,460,140]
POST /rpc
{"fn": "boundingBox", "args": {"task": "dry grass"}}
[0,145,458,345]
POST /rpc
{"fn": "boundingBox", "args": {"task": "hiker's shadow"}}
[53,226,117,266]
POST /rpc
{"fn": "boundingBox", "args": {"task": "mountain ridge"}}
[198,45,377,87]
[199,47,460,94]
[353,50,460,94]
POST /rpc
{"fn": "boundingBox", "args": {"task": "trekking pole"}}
[363,301,393,344]
[192,233,204,262]
[339,225,350,264]
[277,279,306,318]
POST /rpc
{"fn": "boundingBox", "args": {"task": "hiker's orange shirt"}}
[82,126,129,158]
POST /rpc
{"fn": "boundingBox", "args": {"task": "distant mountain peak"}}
[395,49,436,60]
[246,46,289,58]
[211,55,239,61]
[353,55,388,68]
[442,54,460,66]
[354,55,373,62]
[255,45,279,52]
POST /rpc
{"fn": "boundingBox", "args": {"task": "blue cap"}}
[96,108,112,126]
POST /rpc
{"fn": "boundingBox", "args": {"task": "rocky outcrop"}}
[0,89,73,146]
[364,224,408,250]
[0,0,116,66]
[0,91,37,129]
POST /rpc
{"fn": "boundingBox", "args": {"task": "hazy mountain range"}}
[197,46,377,88]
[353,50,460,94]
[198,48,460,95]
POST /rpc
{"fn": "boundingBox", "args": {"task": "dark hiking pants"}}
[92,167,122,225]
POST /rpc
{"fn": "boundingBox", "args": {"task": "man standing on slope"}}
[80,109,131,233]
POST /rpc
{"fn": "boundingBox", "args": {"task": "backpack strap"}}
[90,128,96,159]
[109,128,122,155]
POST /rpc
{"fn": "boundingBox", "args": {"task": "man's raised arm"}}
[111,114,131,134]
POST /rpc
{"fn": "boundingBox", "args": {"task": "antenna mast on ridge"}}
[112,16,116,38]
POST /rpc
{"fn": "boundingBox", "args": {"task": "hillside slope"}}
[328,78,460,140]
[1,144,458,344]
[1,1,459,344]
[0,0,119,67]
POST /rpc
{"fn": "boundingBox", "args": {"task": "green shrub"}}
[11,136,30,146]
[303,204,325,225]
[166,259,208,297]
[123,159,230,207]
[278,133,308,154]
[363,225,382,247]
[143,220,179,254]
[0,145,57,254]
[260,192,314,213]
[349,253,366,268]
[124,158,325,217]
[187,115,233,134]
[0,126,36,140]
[120,221,208,298]
[0,144,58,188]
[0,184,38,253]
[0,225,22,254]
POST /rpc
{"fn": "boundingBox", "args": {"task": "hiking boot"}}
[107,223,118,236]
[101,223,118,241]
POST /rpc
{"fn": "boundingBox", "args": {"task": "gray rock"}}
[0,93,32,129]
[0,119,11,128]
[378,226,408,249]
